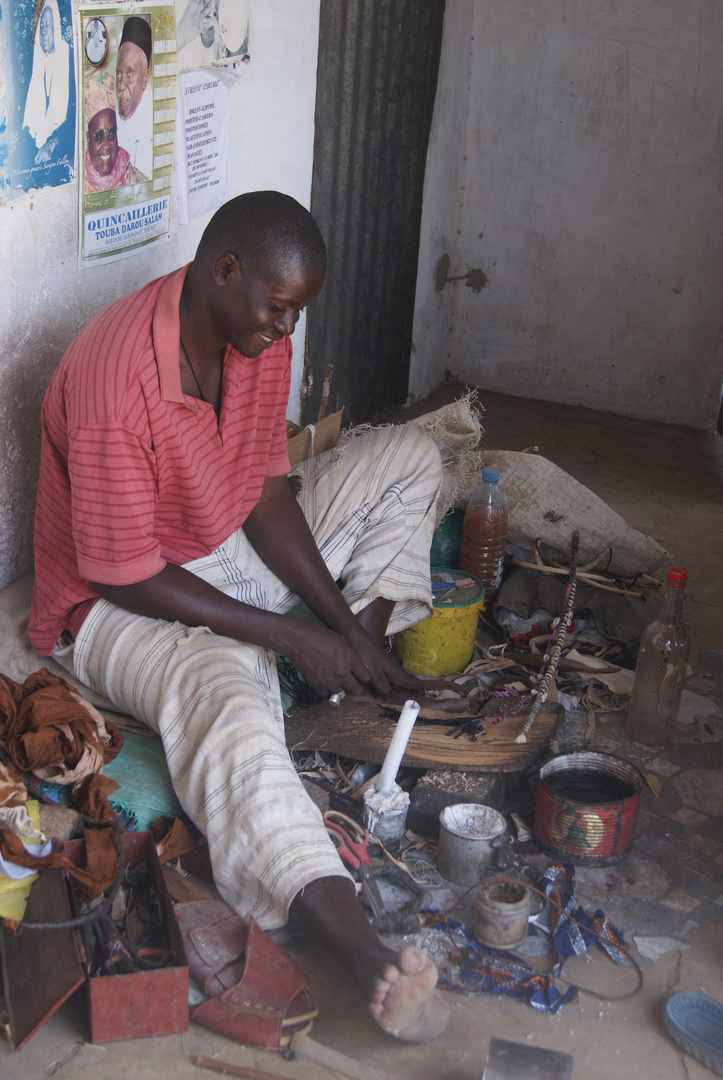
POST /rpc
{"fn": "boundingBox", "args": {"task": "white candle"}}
[376,699,421,796]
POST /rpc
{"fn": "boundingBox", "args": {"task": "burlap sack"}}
[481,450,670,576]
[405,391,485,524]
[339,392,669,575]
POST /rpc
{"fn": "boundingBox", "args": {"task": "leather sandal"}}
[176,899,317,1049]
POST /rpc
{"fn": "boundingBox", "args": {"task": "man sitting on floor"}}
[29,190,449,1042]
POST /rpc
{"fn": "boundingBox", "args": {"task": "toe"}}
[397,945,432,977]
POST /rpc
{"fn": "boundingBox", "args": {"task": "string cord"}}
[437,872,643,1003]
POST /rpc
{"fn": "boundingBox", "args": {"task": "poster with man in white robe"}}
[1,0,75,197]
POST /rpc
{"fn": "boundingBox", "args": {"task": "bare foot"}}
[290,878,449,1044]
[368,945,449,1043]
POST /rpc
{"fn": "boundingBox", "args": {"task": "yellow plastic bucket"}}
[392,568,484,676]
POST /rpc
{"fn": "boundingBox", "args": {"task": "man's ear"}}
[212,252,239,286]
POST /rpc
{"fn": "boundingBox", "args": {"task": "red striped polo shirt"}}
[29,264,292,655]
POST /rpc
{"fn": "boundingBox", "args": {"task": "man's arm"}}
[242,475,421,694]
[92,475,420,699]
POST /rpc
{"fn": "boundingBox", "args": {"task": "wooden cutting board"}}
[285,698,563,772]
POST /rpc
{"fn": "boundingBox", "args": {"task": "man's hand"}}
[243,476,426,699]
[282,619,420,700]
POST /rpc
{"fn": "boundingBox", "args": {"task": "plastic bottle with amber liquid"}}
[627,567,690,748]
[459,466,508,609]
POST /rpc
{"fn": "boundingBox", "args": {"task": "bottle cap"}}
[482,466,500,483]
[667,567,687,586]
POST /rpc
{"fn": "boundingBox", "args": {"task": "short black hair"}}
[195,191,327,278]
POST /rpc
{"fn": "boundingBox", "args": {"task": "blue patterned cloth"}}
[428,862,629,1015]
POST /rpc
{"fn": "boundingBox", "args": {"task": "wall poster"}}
[77,2,177,266]
[175,0,249,72]
[176,68,233,224]
[0,0,76,199]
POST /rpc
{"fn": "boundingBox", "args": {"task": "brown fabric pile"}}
[0,667,123,785]
[0,670,126,904]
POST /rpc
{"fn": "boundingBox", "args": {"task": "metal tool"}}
[482,1037,574,1080]
[323,810,385,920]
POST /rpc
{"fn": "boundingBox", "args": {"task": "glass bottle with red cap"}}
[627,567,690,747]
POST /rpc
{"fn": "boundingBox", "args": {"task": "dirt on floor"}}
[2,387,722,1080]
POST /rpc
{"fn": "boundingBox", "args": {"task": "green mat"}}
[103,728,181,831]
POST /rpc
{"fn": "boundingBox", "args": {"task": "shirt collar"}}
[152,264,191,403]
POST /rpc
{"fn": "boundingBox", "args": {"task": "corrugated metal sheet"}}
[303,0,445,426]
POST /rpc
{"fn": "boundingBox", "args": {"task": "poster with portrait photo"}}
[0,0,75,199]
[176,0,249,72]
[78,2,177,267]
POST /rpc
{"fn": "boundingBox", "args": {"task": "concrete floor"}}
[3,388,723,1080]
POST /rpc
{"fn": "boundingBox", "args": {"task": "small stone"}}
[648,757,681,777]
[671,807,708,827]
[689,834,722,857]
[674,693,723,743]
[674,770,723,817]
[37,803,84,842]
[633,935,691,961]
[659,890,701,915]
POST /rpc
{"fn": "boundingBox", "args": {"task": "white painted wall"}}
[0,0,320,588]
[410,0,723,432]
[5,0,723,589]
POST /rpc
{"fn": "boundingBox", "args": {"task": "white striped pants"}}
[57,426,442,928]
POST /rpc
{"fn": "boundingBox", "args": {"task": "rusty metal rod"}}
[193,1055,288,1080]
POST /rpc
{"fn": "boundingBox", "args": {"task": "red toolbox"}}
[2,829,189,1048]
[64,829,189,1043]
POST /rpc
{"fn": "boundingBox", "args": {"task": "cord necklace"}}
[179,337,206,401]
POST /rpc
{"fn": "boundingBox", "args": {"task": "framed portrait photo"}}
[84,17,108,67]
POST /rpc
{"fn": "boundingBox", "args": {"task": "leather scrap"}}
[73,774,120,822]
[151,814,196,864]
[0,824,118,902]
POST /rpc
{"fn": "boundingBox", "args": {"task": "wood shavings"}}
[422,769,487,795]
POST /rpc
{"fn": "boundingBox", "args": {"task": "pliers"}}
[324,810,386,920]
